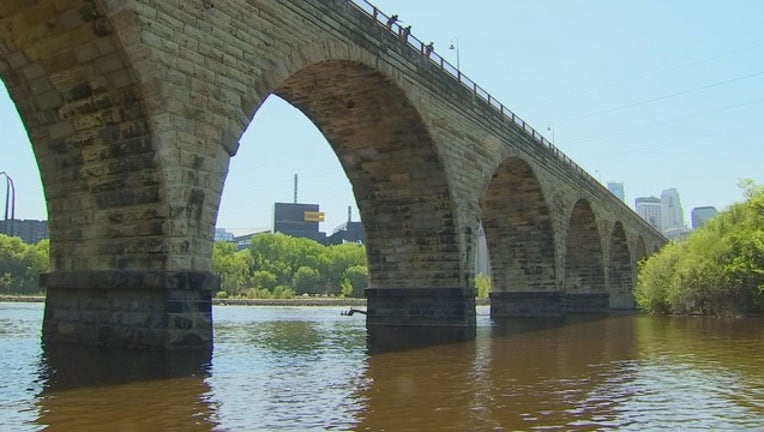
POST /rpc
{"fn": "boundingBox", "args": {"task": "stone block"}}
[491,291,564,318]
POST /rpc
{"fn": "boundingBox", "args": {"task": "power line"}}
[598,120,764,160]
[558,70,764,124]
[565,96,764,145]
[518,42,764,109]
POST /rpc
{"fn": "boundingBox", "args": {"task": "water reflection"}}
[484,314,641,430]
[366,325,476,354]
[357,331,479,431]
[34,343,218,432]
[2,304,763,431]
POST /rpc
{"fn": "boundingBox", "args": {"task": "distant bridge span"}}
[0,0,665,348]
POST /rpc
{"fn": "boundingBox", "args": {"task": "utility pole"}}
[0,171,15,236]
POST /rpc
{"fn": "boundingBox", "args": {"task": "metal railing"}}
[347,0,663,237]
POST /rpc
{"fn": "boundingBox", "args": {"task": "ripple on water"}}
[0,305,763,431]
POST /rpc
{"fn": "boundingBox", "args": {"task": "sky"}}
[2,0,763,236]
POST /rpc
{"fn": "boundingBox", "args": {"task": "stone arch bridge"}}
[0,0,665,349]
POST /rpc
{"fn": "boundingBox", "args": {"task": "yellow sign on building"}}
[304,211,325,222]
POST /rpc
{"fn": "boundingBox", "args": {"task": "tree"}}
[325,243,366,294]
[341,265,368,298]
[213,241,252,296]
[475,273,491,298]
[636,182,764,315]
[251,270,278,290]
[0,235,49,294]
[292,266,321,295]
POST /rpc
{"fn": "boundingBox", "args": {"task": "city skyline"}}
[1,0,763,233]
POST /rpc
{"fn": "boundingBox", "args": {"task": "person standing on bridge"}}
[424,42,434,57]
[386,14,398,29]
[399,25,411,42]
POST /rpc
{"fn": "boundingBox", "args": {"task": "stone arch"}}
[635,236,647,264]
[608,222,634,309]
[564,199,606,312]
[481,157,555,293]
[0,2,165,272]
[260,59,459,290]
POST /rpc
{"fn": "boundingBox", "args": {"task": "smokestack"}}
[293,173,298,204]
[347,205,352,223]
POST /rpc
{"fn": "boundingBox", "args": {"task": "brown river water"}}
[1,302,762,431]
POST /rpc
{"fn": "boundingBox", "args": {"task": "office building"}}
[0,219,49,244]
[214,227,235,242]
[661,188,685,231]
[607,182,625,203]
[635,196,662,230]
[326,221,365,245]
[691,206,718,229]
[273,202,326,243]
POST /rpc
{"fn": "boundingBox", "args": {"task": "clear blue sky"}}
[2,0,763,235]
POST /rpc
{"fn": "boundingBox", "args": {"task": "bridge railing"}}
[347,0,663,237]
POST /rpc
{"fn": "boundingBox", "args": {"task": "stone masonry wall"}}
[0,0,666,344]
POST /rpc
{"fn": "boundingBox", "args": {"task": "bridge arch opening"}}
[481,157,555,293]
[564,199,606,311]
[254,59,460,290]
[480,157,556,317]
[223,58,470,327]
[0,84,48,235]
[608,221,634,309]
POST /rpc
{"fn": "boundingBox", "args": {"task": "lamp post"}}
[0,171,15,236]
[449,38,460,71]
[547,124,555,145]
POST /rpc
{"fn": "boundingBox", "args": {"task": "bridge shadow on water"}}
[490,312,620,339]
[37,342,213,391]
[365,311,631,354]
[366,325,477,354]
[32,343,219,431]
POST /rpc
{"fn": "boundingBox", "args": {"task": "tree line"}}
[0,231,494,299]
[213,233,493,299]
[213,233,368,299]
[0,235,48,294]
[636,180,764,316]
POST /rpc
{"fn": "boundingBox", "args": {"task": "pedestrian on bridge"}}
[386,14,398,29]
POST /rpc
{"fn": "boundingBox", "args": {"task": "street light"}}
[547,124,555,145]
[0,171,15,236]
[449,38,460,71]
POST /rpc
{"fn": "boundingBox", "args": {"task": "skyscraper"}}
[661,188,684,231]
[691,206,718,229]
[635,196,662,230]
[607,182,625,203]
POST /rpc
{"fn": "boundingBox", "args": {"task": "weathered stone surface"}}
[42,270,214,349]
[0,0,666,349]
[490,292,564,318]
[366,287,476,327]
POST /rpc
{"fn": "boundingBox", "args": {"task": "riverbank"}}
[1,294,490,306]
[0,294,367,306]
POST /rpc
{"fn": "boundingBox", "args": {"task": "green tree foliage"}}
[212,241,253,296]
[341,265,368,297]
[636,181,764,315]
[325,243,367,291]
[212,234,368,298]
[0,235,49,294]
[292,266,321,295]
[475,273,492,298]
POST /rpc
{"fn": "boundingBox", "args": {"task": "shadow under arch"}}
[33,342,217,431]
[635,235,648,265]
[608,221,635,309]
[564,199,606,313]
[480,156,558,317]
[240,58,472,328]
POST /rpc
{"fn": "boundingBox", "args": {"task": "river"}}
[1,302,762,431]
